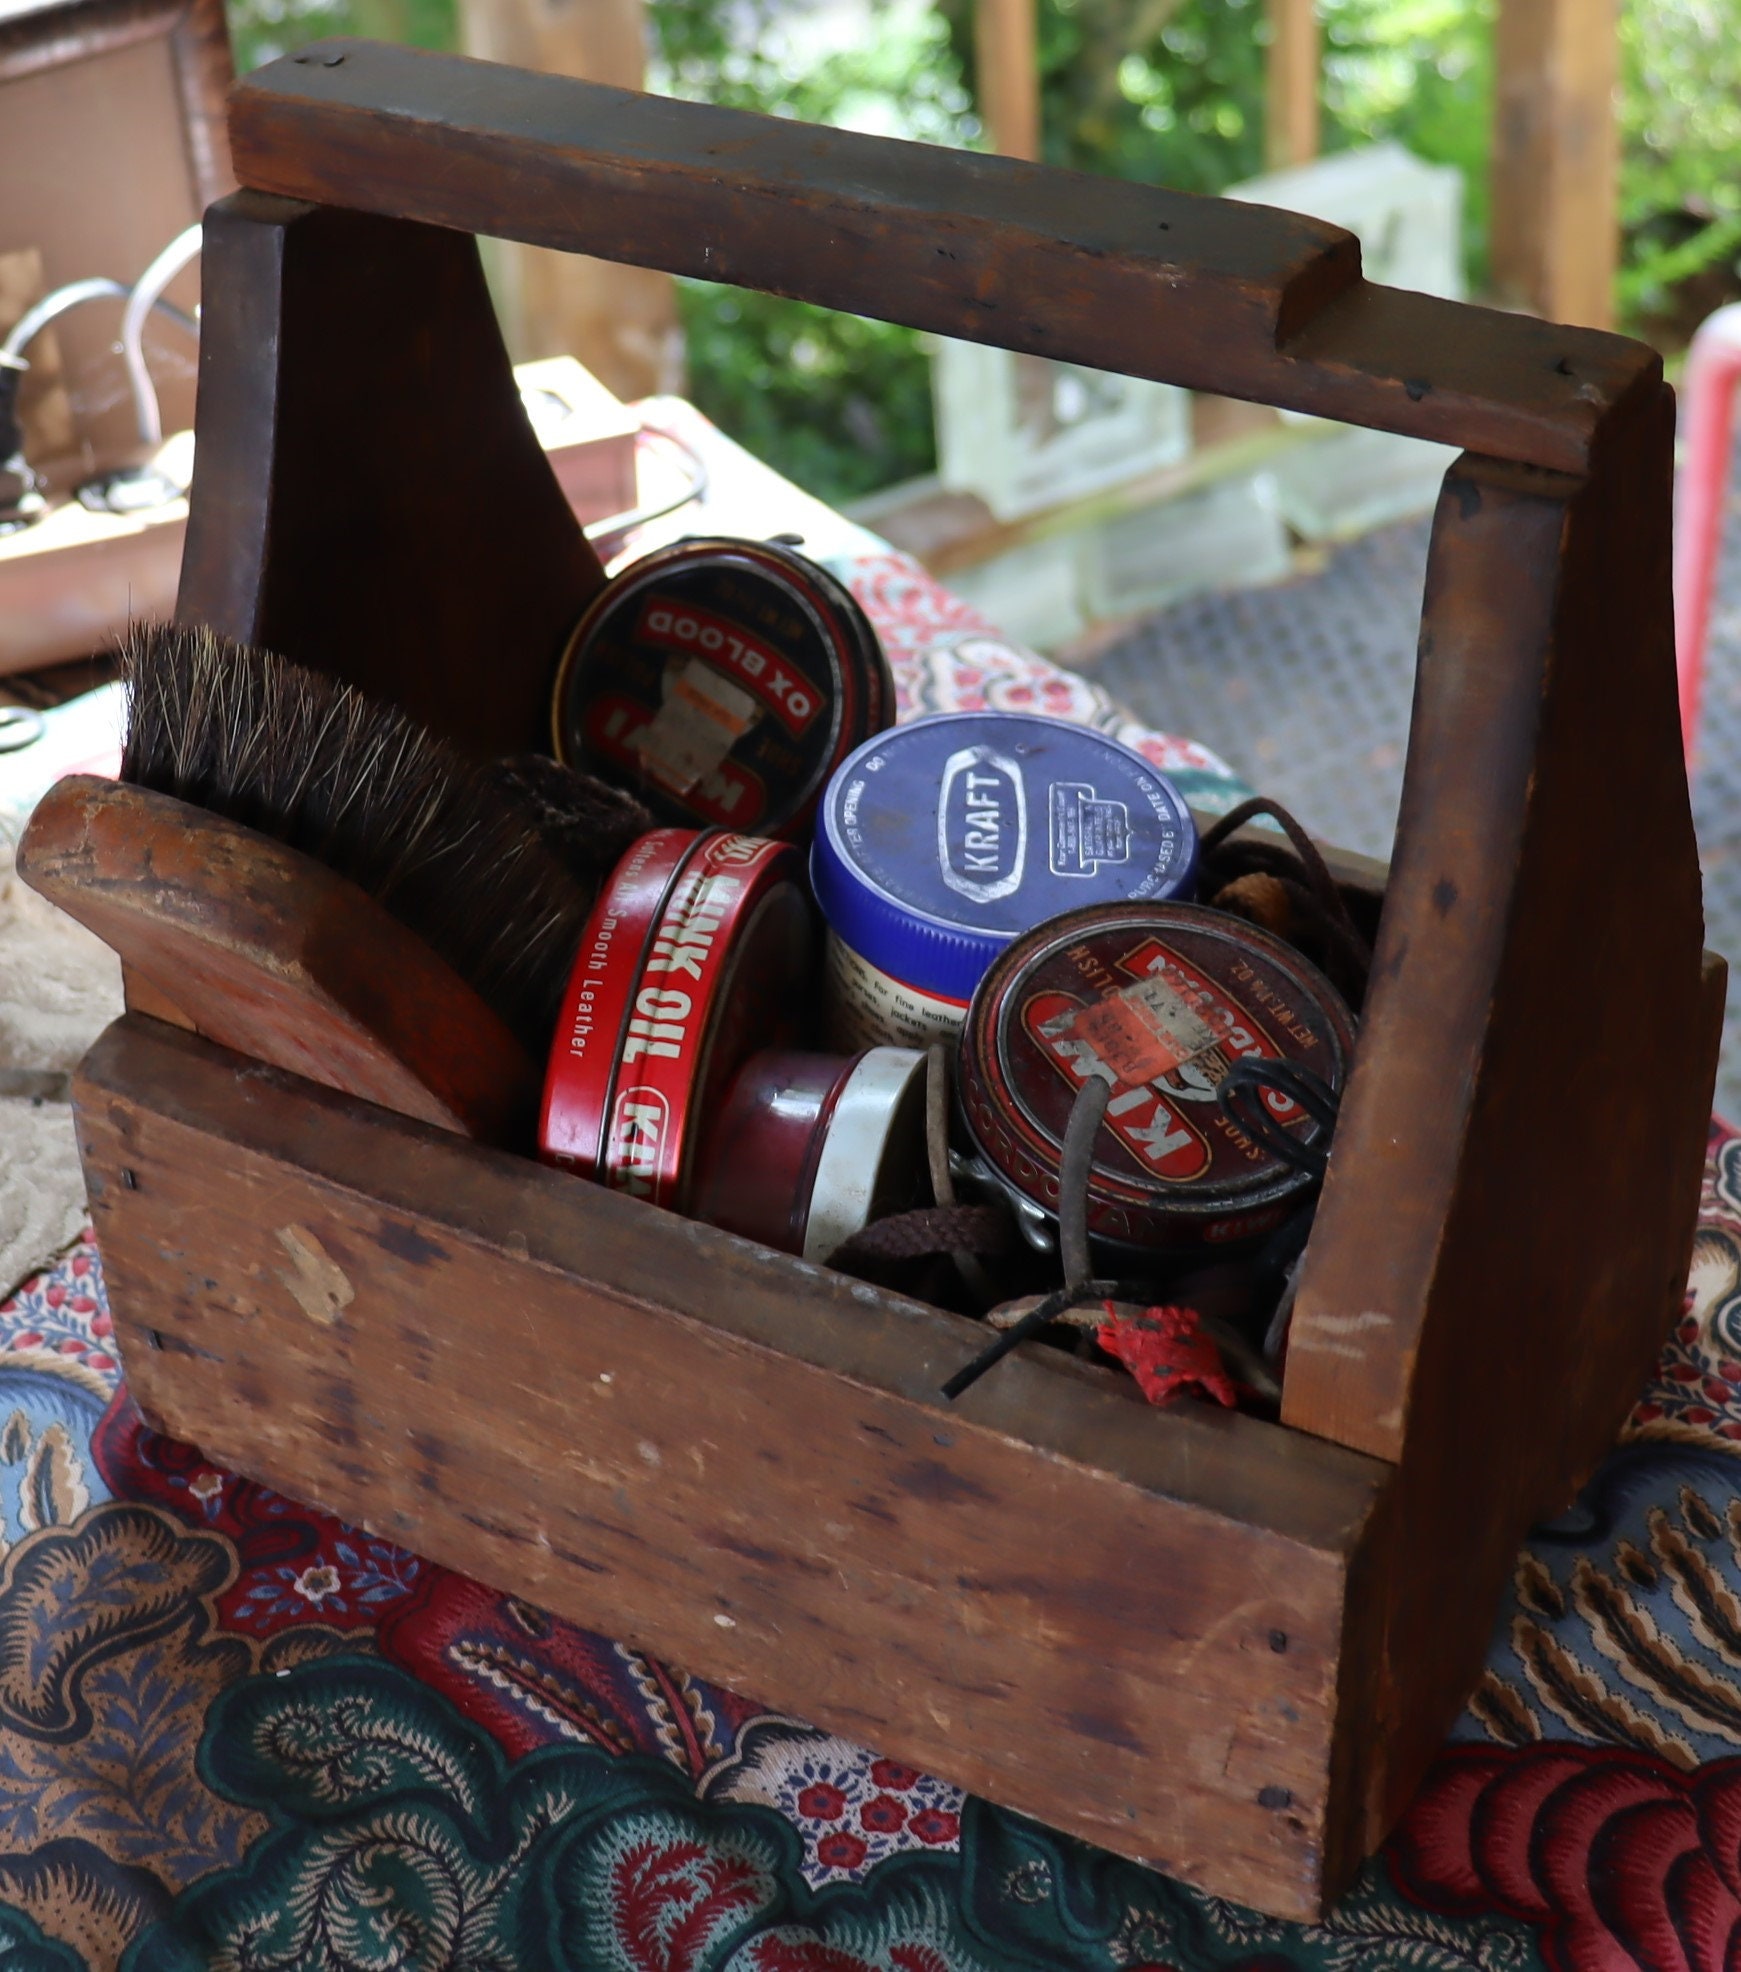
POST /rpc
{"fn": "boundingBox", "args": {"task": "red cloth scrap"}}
[1096,1303,1238,1408]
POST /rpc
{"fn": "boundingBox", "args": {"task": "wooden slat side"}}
[176,188,294,647]
[83,1016,1384,1543]
[77,1014,1393,1919]
[1296,395,1720,1850]
[229,42,1355,345]
[180,193,607,758]
[1285,454,1570,1459]
[1276,283,1661,477]
[1362,394,1717,1839]
[221,39,1661,473]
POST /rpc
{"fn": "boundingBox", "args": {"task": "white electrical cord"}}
[2,277,195,367]
[120,224,202,448]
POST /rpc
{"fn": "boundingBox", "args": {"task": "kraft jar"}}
[956,900,1358,1262]
[551,537,894,841]
[810,710,1199,1051]
[539,828,814,1209]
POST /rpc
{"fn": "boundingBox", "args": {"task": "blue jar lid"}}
[811,712,1199,1003]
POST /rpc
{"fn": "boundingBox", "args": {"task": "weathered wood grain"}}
[1289,398,1723,1862]
[79,1013,1393,1919]
[1290,405,1712,1465]
[180,193,607,757]
[222,39,1660,474]
[23,778,536,1142]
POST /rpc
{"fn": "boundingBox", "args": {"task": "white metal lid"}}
[801,1045,929,1263]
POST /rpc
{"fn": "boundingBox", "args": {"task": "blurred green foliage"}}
[223,0,1741,500]
[664,0,1501,499]
[651,0,971,500]
[1619,0,1741,326]
[654,0,974,142]
[1318,0,1494,286]
[226,0,452,76]
[935,0,1493,265]
[676,286,941,501]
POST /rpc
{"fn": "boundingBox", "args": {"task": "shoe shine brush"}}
[18,622,650,1144]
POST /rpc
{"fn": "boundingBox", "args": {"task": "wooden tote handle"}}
[227,39,1659,475]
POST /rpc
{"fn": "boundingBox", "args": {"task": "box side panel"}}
[1292,408,1721,1849]
[77,1016,1391,1919]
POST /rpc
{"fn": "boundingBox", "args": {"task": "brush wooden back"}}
[167,40,1723,1878]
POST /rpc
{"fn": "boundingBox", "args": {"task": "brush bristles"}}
[120,622,650,1055]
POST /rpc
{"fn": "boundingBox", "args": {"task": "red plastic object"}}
[1673,302,1741,762]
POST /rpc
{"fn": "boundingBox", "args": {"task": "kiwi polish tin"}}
[956,901,1357,1257]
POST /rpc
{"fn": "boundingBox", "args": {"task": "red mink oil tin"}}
[551,537,894,841]
[539,828,814,1211]
[956,901,1358,1260]
[691,1046,928,1260]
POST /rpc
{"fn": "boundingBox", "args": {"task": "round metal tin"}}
[811,710,1198,1009]
[690,1044,927,1259]
[540,829,698,1176]
[599,831,812,1210]
[551,537,894,841]
[957,901,1357,1255]
[540,829,813,1210]
[801,1045,928,1261]
[690,1050,854,1256]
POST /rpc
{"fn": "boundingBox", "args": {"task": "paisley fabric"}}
[0,1120,1734,1968]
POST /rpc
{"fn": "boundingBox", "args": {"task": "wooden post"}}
[1265,0,1318,171]
[975,0,1040,160]
[1491,0,1619,329]
[457,0,680,400]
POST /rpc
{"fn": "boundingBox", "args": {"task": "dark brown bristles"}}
[119,622,650,1055]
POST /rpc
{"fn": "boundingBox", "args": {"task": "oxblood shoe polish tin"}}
[551,537,894,841]
[811,711,1198,1050]
[956,901,1357,1258]
[539,828,813,1211]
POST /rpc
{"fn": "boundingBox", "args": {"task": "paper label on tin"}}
[635,594,822,735]
[824,930,967,1052]
[1065,974,1217,1087]
[560,832,669,1068]
[635,659,758,796]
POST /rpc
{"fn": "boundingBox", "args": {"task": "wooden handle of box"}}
[17,776,540,1145]
[227,38,1658,476]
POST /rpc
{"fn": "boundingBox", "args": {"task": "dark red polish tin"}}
[691,1045,928,1260]
[550,536,894,841]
